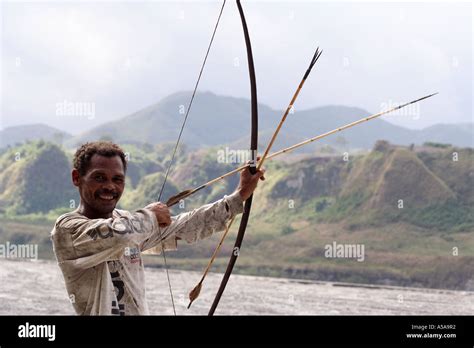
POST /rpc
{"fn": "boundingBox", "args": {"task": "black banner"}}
[0,315,472,346]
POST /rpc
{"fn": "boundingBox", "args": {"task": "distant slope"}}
[414,123,474,148]
[65,91,278,149]
[0,124,72,148]
[64,92,473,150]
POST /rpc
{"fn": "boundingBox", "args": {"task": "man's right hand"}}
[145,202,172,228]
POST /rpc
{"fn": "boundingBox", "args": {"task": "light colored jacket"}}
[51,192,243,315]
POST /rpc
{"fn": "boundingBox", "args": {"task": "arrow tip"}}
[418,92,439,102]
[304,46,323,79]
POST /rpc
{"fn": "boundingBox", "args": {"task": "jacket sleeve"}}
[140,191,244,254]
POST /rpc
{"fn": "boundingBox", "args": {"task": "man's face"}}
[72,154,125,217]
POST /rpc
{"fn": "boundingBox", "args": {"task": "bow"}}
[156,0,258,315]
[208,0,258,315]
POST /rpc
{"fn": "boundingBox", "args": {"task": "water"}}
[0,259,472,315]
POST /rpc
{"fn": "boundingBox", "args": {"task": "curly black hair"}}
[73,141,127,176]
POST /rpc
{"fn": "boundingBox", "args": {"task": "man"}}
[51,141,265,315]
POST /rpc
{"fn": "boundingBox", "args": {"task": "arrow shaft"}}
[256,80,304,170]
[266,93,437,160]
[202,217,235,282]
[257,48,322,171]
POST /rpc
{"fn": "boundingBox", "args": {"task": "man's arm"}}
[140,191,243,254]
[140,162,265,254]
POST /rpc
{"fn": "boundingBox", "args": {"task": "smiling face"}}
[72,154,126,219]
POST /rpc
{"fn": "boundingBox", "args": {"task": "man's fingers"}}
[145,202,172,228]
[158,216,172,228]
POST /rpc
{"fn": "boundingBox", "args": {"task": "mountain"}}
[4,93,472,150]
[414,123,473,147]
[64,91,473,150]
[0,124,72,148]
[65,91,278,149]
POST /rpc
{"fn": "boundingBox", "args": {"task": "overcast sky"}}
[1,0,472,135]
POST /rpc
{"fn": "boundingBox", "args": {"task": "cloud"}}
[1,1,471,133]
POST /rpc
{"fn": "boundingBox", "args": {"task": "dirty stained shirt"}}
[51,192,243,315]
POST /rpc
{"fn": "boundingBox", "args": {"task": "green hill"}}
[0,141,79,215]
[0,140,472,290]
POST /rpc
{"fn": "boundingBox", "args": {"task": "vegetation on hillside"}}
[0,139,472,290]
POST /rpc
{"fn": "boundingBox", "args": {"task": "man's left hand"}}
[237,160,265,201]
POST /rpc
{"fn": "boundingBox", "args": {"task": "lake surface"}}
[0,259,472,315]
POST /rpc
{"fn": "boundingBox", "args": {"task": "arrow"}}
[167,92,438,208]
